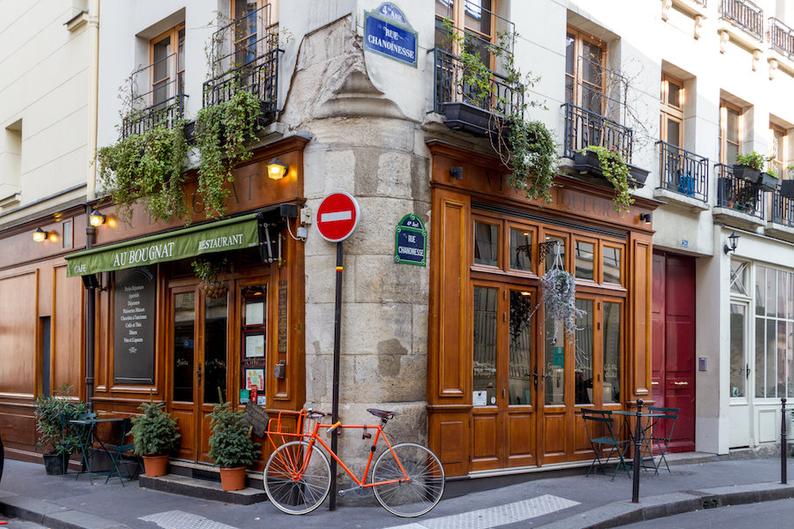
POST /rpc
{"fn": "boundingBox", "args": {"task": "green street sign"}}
[394,213,426,266]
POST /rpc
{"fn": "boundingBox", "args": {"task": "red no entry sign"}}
[316,192,361,242]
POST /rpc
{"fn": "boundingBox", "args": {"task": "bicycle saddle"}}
[367,408,395,420]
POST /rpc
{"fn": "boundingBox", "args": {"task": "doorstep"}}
[139,473,267,505]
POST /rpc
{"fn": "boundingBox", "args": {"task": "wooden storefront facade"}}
[426,142,658,476]
[0,136,308,470]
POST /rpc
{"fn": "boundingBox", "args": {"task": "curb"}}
[538,482,794,529]
[0,490,131,529]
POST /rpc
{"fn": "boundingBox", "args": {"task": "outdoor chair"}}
[581,409,628,480]
[103,418,140,485]
[648,406,679,475]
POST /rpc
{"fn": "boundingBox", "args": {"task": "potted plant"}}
[733,151,765,182]
[208,401,259,491]
[34,387,87,475]
[574,147,635,212]
[131,402,180,477]
[757,168,780,193]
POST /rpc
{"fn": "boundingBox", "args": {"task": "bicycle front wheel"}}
[372,442,445,517]
[264,441,331,515]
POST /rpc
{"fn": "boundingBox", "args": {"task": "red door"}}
[651,252,696,452]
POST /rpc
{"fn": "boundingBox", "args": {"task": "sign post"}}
[315,192,360,511]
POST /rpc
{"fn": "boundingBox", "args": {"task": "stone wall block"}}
[375,151,413,198]
[305,253,356,304]
[307,117,415,152]
[303,146,356,200]
[354,254,429,304]
[341,302,413,355]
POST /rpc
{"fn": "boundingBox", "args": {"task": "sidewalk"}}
[0,454,792,529]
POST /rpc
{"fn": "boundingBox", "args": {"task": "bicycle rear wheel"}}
[264,441,331,515]
[372,442,445,517]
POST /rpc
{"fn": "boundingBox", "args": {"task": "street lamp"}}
[724,231,740,254]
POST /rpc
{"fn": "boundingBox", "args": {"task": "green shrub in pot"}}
[131,402,180,477]
[208,401,260,491]
[34,385,87,475]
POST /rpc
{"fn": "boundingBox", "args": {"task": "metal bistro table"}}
[69,417,127,485]
[611,409,667,473]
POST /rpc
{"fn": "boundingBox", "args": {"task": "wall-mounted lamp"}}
[33,227,49,243]
[450,166,464,180]
[88,209,106,227]
[639,213,653,224]
[724,231,740,255]
[266,158,288,180]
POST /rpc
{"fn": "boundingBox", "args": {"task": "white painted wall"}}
[0,0,95,222]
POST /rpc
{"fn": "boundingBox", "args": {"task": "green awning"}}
[66,213,260,277]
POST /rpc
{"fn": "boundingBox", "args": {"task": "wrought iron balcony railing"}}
[769,17,794,59]
[716,163,765,219]
[771,190,794,227]
[432,48,524,133]
[203,4,281,114]
[562,103,634,163]
[121,53,187,138]
[720,0,764,41]
[657,141,709,202]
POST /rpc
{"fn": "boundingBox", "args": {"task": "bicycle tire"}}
[371,442,445,517]
[264,441,331,515]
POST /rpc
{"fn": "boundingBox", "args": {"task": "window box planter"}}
[573,150,648,189]
[756,172,780,193]
[440,101,496,136]
[732,164,762,183]
[780,180,794,199]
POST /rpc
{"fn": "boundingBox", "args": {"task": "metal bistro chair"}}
[581,409,628,480]
[648,406,679,475]
[104,418,140,485]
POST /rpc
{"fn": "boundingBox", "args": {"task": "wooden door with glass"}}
[168,272,270,462]
[471,282,539,471]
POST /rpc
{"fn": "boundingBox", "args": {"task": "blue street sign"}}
[364,3,417,67]
[394,214,426,266]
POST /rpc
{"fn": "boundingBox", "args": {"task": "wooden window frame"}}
[506,222,537,276]
[600,241,625,288]
[565,27,607,113]
[573,236,598,283]
[472,215,502,270]
[770,123,788,177]
[149,23,185,103]
[720,100,743,165]
[435,0,499,69]
[660,74,684,147]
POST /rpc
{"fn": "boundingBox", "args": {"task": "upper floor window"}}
[770,124,788,177]
[660,74,683,147]
[565,29,605,114]
[720,101,742,165]
[150,25,185,108]
[435,0,499,65]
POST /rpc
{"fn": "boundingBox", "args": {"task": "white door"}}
[728,301,753,447]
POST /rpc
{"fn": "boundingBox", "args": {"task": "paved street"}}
[1,455,793,528]
[0,517,45,529]
[621,497,794,529]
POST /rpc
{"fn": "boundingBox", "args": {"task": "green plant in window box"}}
[195,90,262,218]
[443,20,558,202]
[97,122,189,223]
[582,146,633,212]
[735,151,766,171]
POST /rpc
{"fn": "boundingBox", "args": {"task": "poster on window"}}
[245,368,264,393]
[245,333,265,358]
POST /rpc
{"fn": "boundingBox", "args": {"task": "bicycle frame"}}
[275,420,411,489]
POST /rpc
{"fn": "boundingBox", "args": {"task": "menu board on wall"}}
[114,266,156,384]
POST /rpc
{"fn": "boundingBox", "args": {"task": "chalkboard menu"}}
[114,266,156,384]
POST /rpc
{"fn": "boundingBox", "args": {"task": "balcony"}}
[121,53,187,138]
[714,163,766,228]
[432,49,524,136]
[203,4,281,121]
[719,0,764,41]
[654,141,709,210]
[769,17,794,60]
[562,103,633,162]
[767,189,794,240]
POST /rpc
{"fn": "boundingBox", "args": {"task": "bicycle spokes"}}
[264,441,332,515]
[372,443,445,518]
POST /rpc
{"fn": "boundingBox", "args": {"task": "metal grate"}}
[716,163,765,219]
[562,103,634,163]
[121,53,187,138]
[203,4,281,115]
[720,0,764,41]
[657,141,709,202]
[769,17,794,59]
[772,191,794,227]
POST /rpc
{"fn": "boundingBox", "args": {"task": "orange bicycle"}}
[263,408,445,517]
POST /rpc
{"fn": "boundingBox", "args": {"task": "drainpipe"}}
[86,0,99,201]
[85,209,96,411]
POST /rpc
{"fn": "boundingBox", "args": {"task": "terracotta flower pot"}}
[219,466,246,491]
[142,455,169,477]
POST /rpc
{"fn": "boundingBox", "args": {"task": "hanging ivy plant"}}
[97,121,189,222]
[444,20,558,202]
[195,90,262,217]
[583,146,633,212]
[191,258,228,299]
[541,268,583,335]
